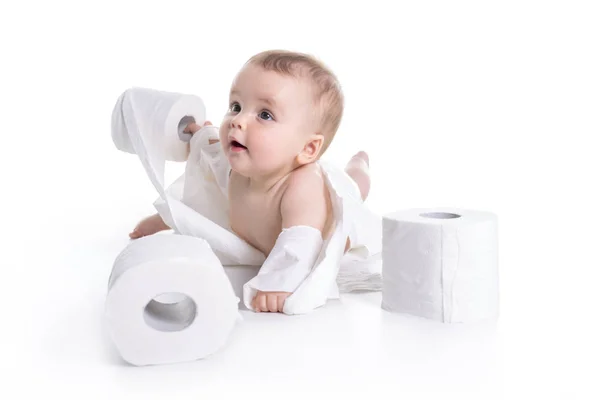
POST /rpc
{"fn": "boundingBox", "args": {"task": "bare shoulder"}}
[280,163,330,232]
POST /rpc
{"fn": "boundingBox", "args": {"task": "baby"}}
[129,50,371,313]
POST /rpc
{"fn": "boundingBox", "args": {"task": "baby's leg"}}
[344,151,370,201]
[344,151,371,252]
[129,213,170,239]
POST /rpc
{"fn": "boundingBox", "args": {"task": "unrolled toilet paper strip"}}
[111,87,266,266]
[105,233,241,366]
[381,208,499,323]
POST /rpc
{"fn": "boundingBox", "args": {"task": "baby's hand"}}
[251,291,291,313]
[184,120,212,134]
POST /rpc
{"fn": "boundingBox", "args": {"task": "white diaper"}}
[170,123,383,314]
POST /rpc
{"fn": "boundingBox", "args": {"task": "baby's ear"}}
[297,133,324,165]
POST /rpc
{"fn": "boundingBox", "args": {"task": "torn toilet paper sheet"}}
[111,87,383,315]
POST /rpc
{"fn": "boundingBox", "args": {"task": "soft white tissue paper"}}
[105,234,240,366]
[111,87,202,164]
[381,208,499,323]
[223,265,260,310]
[111,87,384,315]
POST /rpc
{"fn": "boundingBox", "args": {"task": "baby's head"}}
[219,49,344,178]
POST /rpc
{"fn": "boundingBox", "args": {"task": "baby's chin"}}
[227,157,250,177]
[229,165,247,177]
[229,162,277,180]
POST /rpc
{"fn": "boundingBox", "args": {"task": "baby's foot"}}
[353,151,369,166]
[129,213,169,239]
[345,151,371,201]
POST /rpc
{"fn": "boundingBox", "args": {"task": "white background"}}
[2,0,599,398]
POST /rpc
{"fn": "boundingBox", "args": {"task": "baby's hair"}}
[245,49,344,156]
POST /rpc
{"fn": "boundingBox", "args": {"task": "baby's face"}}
[219,64,317,179]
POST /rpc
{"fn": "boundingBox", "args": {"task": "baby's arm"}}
[280,167,329,232]
[251,166,329,312]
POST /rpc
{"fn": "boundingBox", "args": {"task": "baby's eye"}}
[230,102,241,112]
[259,111,273,121]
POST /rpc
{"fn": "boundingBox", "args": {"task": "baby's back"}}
[228,163,333,256]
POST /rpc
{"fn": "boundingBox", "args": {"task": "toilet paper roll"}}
[111,86,204,164]
[381,208,499,323]
[105,233,240,366]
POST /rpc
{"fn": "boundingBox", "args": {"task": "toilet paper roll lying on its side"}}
[381,208,499,323]
[111,86,204,163]
[105,234,240,367]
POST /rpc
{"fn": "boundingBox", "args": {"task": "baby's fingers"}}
[277,295,286,313]
[267,295,279,312]
[255,293,267,312]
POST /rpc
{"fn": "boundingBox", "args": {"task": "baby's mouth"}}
[230,140,247,150]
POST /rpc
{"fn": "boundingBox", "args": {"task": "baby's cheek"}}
[218,125,228,142]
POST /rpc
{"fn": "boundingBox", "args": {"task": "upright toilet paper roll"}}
[105,234,240,366]
[381,208,499,323]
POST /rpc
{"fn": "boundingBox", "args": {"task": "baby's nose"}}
[230,117,245,130]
